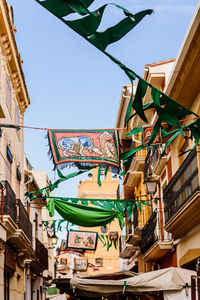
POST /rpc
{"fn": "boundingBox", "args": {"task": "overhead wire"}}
[0,114,199,133]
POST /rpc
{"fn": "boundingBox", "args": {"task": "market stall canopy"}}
[70,267,195,298]
[85,270,137,280]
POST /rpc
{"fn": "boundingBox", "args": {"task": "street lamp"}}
[183,127,191,140]
[143,177,159,195]
[51,232,58,246]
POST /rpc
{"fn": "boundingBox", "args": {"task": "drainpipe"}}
[24,260,32,300]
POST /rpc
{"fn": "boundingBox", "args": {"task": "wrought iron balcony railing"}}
[164,149,199,223]
[1,181,32,244]
[140,210,158,254]
[144,146,160,177]
[2,180,17,223]
[17,199,32,243]
[35,237,48,270]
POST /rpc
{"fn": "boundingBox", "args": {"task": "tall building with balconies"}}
[24,156,54,300]
[0,2,54,299]
[163,1,200,271]
[0,1,30,299]
[116,59,176,273]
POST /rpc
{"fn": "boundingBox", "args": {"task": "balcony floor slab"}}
[142,241,173,261]
[165,191,200,238]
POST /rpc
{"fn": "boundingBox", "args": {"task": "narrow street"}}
[0,0,200,299]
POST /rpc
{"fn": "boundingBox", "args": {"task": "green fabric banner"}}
[46,196,136,221]
[46,198,124,228]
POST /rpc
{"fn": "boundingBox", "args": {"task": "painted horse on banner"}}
[57,136,103,157]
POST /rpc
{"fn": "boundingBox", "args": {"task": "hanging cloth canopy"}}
[47,198,124,228]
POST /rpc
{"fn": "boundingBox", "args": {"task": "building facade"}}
[116,0,200,275]
[163,0,200,271]
[0,1,30,299]
[116,59,176,273]
[76,168,122,276]
[0,2,54,299]
[24,156,54,300]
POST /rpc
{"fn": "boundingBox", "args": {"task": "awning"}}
[70,267,195,298]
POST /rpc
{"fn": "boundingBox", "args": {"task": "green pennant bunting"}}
[147,118,162,147]
[0,124,21,131]
[136,201,142,212]
[126,126,142,137]
[132,77,149,123]
[127,201,134,221]
[25,167,96,201]
[124,81,134,128]
[97,166,102,187]
[113,239,118,250]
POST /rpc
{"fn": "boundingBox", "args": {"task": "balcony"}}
[2,181,33,254]
[126,228,142,247]
[35,237,48,271]
[126,207,142,246]
[145,146,168,177]
[140,209,173,261]
[164,149,200,238]
[130,148,147,172]
[2,180,17,224]
[17,199,32,243]
[119,243,138,259]
[123,147,146,188]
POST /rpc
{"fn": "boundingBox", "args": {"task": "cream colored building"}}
[0,1,54,300]
[77,168,122,276]
[24,156,54,300]
[116,59,176,273]
[163,0,200,271]
[116,0,200,274]
[0,1,30,300]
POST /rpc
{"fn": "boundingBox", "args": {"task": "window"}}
[6,74,11,111]
[7,146,13,163]
[16,167,21,181]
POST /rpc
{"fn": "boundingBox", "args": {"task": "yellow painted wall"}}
[177,223,200,267]
[77,169,122,276]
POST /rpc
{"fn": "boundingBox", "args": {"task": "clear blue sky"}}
[8,0,197,198]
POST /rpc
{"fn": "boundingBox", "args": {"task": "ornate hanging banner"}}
[48,129,120,171]
[142,125,162,146]
[67,230,98,251]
